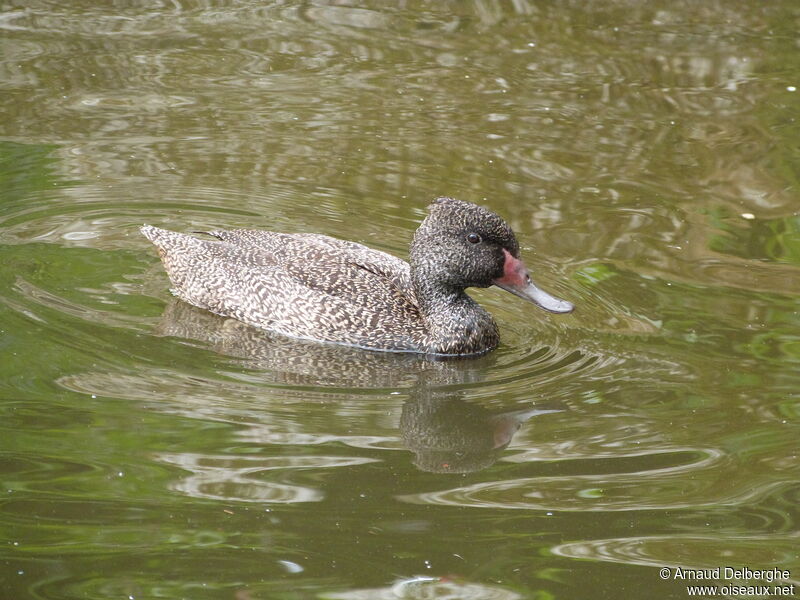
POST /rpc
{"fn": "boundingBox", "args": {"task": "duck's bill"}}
[493,248,574,314]
[495,279,574,314]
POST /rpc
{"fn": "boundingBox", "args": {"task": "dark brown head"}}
[410,197,573,314]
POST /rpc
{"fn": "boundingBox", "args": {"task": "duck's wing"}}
[142,227,426,350]
[205,230,417,306]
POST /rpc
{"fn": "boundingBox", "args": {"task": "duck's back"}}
[141,226,427,351]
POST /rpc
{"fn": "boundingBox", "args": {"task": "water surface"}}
[1,1,799,599]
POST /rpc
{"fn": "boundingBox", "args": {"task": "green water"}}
[1,1,799,599]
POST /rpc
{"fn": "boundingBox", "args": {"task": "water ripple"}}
[397,447,769,512]
[155,453,378,503]
[553,533,800,574]
[322,576,523,600]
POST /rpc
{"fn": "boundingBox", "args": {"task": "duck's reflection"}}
[157,299,559,473]
[401,394,558,473]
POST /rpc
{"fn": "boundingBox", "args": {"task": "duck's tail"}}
[140,224,206,250]
[140,224,170,245]
[140,225,213,303]
[141,225,224,245]
[140,224,212,264]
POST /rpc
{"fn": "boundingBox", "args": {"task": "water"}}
[1,1,799,598]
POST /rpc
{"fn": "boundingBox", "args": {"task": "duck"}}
[140,197,573,356]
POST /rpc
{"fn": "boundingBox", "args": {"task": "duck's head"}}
[410,197,574,314]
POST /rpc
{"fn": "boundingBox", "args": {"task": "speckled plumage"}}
[141,197,570,356]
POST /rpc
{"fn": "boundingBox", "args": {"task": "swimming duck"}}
[141,197,573,356]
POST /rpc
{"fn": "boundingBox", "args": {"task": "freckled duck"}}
[140,197,573,356]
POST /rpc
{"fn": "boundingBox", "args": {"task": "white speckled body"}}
[141,198,546,356]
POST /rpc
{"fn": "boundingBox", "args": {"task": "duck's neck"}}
[411,267,499,355]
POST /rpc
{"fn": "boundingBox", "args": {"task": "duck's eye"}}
[466,232,481,244]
